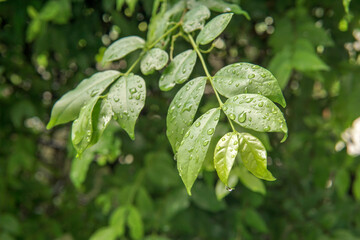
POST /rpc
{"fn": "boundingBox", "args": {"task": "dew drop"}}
[225,186,233,191]
[222,106,228,111]
[233,96,238,101]
[195,122,200,127]
[258,102,264,107]
[207,128,214,135]
[238,112,246,123]
[248,73,255,79]
[130,88,137,94]
[229,113,235,120]
[114,97,120,102]
[264,126,270,131]
[203,140,209,146]
[261,73,266,78]
[90,89,98,97]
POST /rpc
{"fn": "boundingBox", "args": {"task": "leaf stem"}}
[187,34,236,132]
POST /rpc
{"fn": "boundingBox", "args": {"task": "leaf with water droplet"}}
[47,71,121,129]
[177,108,221,195]
[159,50,197,91]
[90,98,114,145]
[102,36,145,63]
[108,75,146,140]
[167,77,207,153]
[182,5,210,33]
[223,94,288,142]
[140,48,169,75]
[71,96,100,155]
[196,13,233,45]
[237,132,275,181]
[214,132,239,185]
[213,63,286,107]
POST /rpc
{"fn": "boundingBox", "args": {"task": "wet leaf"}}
[196,13,233,45]
[103,36,145,63]
[166,77,207,152]
[140,48,168,75]
[182,4,210,33]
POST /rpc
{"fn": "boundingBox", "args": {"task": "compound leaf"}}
[213,63,286,107]
[167,77,207,153]
[214,132,239,185]
[47,70,120,129]
[103,36,145,63]
[182,4,210,33]
[237,132,275,181]
[159,50,197,91]
[140,48,168,75]
[177,108,221,195]
[223,94,288,142]
[196,13,233,45]
[108,75,146,140]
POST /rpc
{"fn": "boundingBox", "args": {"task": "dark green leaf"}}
[177,108,221,195]
[243,208,269,233]
[335,168,350,199]
[70,153,94,189]
[103,36,145,63]
[196,13,233,45]
[236,165,266,195]
[197,0,249,19]
[127,206,144,240]
[223,94,288,142]
[292,39,329,71]
[214,132,239,185]
[182,5,210,33]
[71,97,99,154]
[191,182,226,212]
[166,77,207,152]
[353,166,360,201]
[108,75,146,140]
[47,70,120,129]
[268,47,293,89]
[213,63,286,107]
[110,206,128,237]
[237,132,275,181]
[159,50,197,91]
[140,48,168,75]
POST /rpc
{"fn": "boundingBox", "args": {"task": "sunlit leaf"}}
[177,108,221,195]
[213,63,286,107]
[237,132,275,181]
[223,94,288,142]
[182,4,210,33]
[140,48,168,75]
[166,77,207,152]
[107,75,146,140]
[47,70,120,129]
[214,132,239,185]
[159,50,197,91]
[196,13,233,45]
[103,36,145,63]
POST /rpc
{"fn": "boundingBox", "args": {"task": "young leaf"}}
[223,94,288,142]
[237,132,275,181]
[47,70,120,129]
[102,36,145,63]
[197,0,249,19]
[177,108,221,195]
[166,77,207,152]
[71,97,99,155]
[196,13,233,45]
[159,50,197,91]
[213,63,286,107]
[108,75,146,140]
[140,48,169,75]
[236,165,266,195]
[110,206,128,237]
[214,132,239,185]
[127,206,144,240]
[182,4,210,33]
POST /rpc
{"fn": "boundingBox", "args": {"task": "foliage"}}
[1,0,360,239]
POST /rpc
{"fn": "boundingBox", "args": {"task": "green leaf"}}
[214,132,239,185]
[47,70,120,129]
[335,168,350,199]
[70,153,94,189]
[215,173,238,200]
[182,4,210,33]
[197,0,249,19]
[110,206,128,237]
[177,108,221,195]
[108,75,146,140]
[140,48,168,75]
[90,98,114,145]
[166,77,207,152]
[191,182,226,212]
[127,206,144,240]
[213,63,286,107]
[292,39,329,71]
[268,47,293,89]
[236,165,266,195]
[71,97,99,154]
[125,0,138,15]
[196,13,233,45]
[243,208,269,233]
[353,166,360,201]
[223,94,288,142]
[103,36,145,63]
[89,227,117,240]
[237,132,275,181]
[159,50,197,91]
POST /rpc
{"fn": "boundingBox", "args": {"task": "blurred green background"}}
[1,0,360,239]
